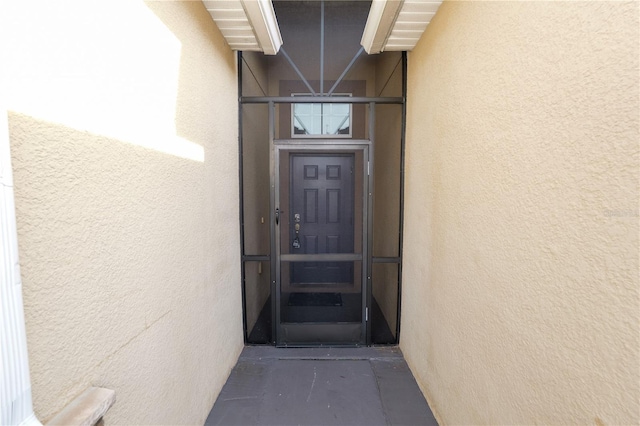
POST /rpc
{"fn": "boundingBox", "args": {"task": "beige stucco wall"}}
[402,2,639,425]
[3,1,243,423]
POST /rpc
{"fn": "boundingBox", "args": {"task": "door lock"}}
[293,212,301,249]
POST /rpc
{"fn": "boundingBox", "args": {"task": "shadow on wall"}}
[5,0,242,423]
[145,1,237,147]
[9,111,208,422]
[3,0,240,163]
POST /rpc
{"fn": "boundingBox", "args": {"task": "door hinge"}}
[367,161,370,176]
[366,307,369,321]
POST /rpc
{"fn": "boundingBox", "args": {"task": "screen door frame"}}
[272,141,371,346]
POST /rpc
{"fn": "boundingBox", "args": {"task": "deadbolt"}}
[293,213,301,249]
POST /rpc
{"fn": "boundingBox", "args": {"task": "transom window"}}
[291,93,352,138]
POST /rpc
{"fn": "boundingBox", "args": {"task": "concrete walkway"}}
[205,346,438,426]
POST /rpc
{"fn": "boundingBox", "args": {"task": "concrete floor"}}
[205,346,438,426]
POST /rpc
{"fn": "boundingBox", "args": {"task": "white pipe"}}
[0,87,42,425]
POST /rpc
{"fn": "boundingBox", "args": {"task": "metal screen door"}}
[274,143,369,346]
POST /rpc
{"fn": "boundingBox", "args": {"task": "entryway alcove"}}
[238,1,405,346]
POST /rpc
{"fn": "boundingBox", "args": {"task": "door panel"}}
[290,154,354,285]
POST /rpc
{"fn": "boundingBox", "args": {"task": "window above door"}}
[292,93,352,138]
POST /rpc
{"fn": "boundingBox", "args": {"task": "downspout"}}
[0,101,42,425]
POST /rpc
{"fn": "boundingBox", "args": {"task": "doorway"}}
[238,1,406,347]
[275,145,368,345]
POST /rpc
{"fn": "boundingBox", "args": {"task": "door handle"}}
[275,208,280,225]
[292,212,300,249]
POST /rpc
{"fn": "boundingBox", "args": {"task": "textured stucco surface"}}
[402,2,639,425]
[4,1,243,423]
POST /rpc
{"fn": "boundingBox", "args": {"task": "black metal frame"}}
[397,51,408,342]
[238,51,407,347]
[241,96,403,104]
[238,54,248,343]
[274,141,370,346]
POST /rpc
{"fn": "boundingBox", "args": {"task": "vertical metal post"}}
[396,51,407,344]
[269,101,278,344]
[237,51,248,343]
[320,0,325,95]
[366,102,375,345]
